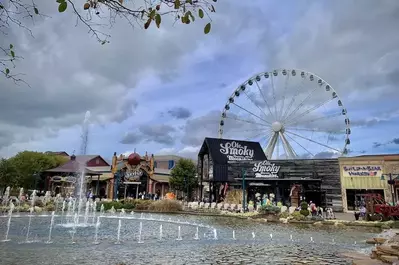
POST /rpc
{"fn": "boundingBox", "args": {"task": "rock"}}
[380,255,399,263]
[281,206,288,212]
[367,238,377,244]
[374,238,387,244]
[34,206,42,213]
[289,207,296,214]
[279,218,288,224]
[376,245,399,256]
[352,259,385,265]
[314,221,323,226]
[370,250,378,259]
[391,244,399,250]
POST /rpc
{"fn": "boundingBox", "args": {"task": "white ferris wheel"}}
[218,69,351,160]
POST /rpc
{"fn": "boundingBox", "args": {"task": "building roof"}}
[153,155,185,161]
[86,166,111,173]
[45,155,98,175]
[338,153,399,161]
[45,151,69,156]
[154,168,171,175]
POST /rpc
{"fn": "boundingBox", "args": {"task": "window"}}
[154,161,158,168]
[168,160,175,169]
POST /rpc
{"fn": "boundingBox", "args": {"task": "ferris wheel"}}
[218,69,351,159]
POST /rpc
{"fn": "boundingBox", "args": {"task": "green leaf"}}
[56,0,65,3]
[204,22,211,34]
[5,68,10,75]
[149,9,156,19]
[174,0,180,9]
[187,11,195,22]
[10,51,15,58]
[186,0,192,4]
[198,9,204,18]
[144,18,152,29]
[34,7,39,14]
[58,2,67,13]
[155,14,161,28]
[9,44,13,49]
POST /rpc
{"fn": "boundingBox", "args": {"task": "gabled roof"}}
[45,156,98,175]
[45,151,69,156]
[74,155,110,166]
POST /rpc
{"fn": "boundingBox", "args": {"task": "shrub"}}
[258,205,281,215]
[291,211,307,221]
[148,199,182,212]
[300,201,308,210]
[134,200,153,210]
[300,209,310,217]
[44,203,55,212]
[279,211,290,218]
[34,200,44,207]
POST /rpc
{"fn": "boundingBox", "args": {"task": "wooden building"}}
[339,154,399,212]
[198,137,342,211]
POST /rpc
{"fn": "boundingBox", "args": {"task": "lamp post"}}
[241,168,247,212]
[381,173,398,205]
[184,175,189,202]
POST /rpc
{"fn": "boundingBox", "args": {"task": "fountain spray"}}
[2,201,14,242]
[93,216,101,244]
[159,224,163,241]
[213,229,218,240]
[116,219,122,244]
[138,222,144,243]
[194,226,199,240]
[46,211,55,244]
[232,230,236,240]
[176,226,182,241]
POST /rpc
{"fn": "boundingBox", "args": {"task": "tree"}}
[3,151,68,189]
[1,0,218,82]
[0,158,19,189]
[169,158,197,199]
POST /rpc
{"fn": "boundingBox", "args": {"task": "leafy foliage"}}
[169,158,197,198]
[0,151,68,189]
[1,0,218,82]
[258,205,281,215]
[291,211,307,221]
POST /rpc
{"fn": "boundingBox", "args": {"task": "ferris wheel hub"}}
[272,121,284,132]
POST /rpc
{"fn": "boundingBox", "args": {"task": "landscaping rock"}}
[352,259,385,265]
[380,255,399,263]
[374,238,387,244]
[376,245,399,256]
[367,238,377,244]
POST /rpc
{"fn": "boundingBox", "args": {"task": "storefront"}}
[197,137,342,210]
[339,154,399,212]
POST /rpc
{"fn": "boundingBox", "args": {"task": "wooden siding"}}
[86,156,110,167]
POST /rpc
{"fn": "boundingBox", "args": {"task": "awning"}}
[151,174,170,183]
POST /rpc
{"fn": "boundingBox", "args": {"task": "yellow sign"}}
[342,165,383,177]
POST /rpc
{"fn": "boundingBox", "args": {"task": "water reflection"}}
[0,213,377,265]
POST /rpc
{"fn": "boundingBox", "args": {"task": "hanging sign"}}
[253,160,280,178]
[220,141,255,161]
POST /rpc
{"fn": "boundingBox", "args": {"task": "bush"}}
[44,203,55,212]
[148,200,182,212]
[258,205,281,215]
[300,209,310,217]
[291,211,307,221]
[134,200,153,210]
[279,211,290,218]
[300,201,308,210]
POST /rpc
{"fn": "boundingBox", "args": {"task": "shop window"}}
[346,189,385,211]
[168,160,175,169]
[154,161,158,168]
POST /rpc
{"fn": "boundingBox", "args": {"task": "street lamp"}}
[381,173,398,205]
[241,168,247,212]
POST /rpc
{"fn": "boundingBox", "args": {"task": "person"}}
[310,201,317,216]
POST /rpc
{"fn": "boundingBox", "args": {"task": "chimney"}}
[71,154,76,161]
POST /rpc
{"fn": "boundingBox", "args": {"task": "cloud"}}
[121,124,176,145]
[156,146,200,160]
[167,107,192,119]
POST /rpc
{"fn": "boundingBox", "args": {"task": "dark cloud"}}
[120,124,176,145]
[167,107,192,120]
[391,138,399,145]
[373,142,383,148]
[313,151,338,159]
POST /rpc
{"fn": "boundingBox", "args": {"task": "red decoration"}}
[127,153,141,166]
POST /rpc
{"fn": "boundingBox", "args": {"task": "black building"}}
[197,137,342,211]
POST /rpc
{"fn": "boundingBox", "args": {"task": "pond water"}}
[0,213,377,265]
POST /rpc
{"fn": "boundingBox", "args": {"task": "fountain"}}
[116,219,122,244]
[138,222,144,243]
[93,216,100,244]
[194,226,199,240]
[213,229,218,240]
[232,230,236,240]
[176,226,182,241]
[46,211,55,244]
[2,186,10,207]
[2,201,14,242]
[159,224,163,240]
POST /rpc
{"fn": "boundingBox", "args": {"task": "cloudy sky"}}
[1,0,399,161]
